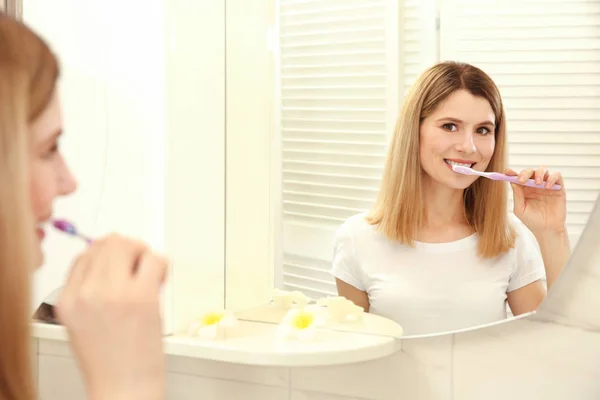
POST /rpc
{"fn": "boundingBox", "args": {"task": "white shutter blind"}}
[402,0,437,96]
[277,0,403,299]
[440,0,600,247]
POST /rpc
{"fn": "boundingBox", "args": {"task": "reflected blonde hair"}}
[367,61,516,258]
[0,12,59,399]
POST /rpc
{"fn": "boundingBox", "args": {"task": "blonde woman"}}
[332,61,570,336]
[0,13,166,399]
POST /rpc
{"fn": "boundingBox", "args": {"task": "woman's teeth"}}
[445,160,473,168]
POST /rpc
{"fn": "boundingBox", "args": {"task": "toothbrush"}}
[452,165,562,191]
[52,219,94,244]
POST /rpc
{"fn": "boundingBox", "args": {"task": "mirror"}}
[221,0,600,340]
[26,0,600,343]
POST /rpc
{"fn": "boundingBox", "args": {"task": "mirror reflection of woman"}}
[333,61,570,336]
[0,13,166,399]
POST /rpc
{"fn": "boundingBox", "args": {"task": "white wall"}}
[163,0,226,331]
[225,0,276,312]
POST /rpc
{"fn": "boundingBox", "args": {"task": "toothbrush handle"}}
[504,175,562,191]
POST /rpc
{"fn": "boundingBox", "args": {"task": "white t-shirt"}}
[331,212,546,336]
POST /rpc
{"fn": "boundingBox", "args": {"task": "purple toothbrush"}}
[452,165,562,191]
[52,219,94,244]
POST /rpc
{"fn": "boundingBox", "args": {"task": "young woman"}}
[0,13,166,399]
[332,61,570,336]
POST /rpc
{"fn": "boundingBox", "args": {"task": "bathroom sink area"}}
[31,319,400,367]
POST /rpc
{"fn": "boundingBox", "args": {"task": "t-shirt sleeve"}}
[508,214,546,292]
[331,220,367,291]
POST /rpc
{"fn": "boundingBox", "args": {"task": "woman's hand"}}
[55,234,168,400]
[506,166,567,236]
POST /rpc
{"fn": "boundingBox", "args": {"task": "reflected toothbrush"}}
[452,165,562,191]
[52,219,94,244]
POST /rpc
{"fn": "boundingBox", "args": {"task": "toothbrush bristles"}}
[52,219,77,235]
[51,219,93,243]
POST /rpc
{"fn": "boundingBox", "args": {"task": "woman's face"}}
[419,89,496,190]
[30,91,77,266]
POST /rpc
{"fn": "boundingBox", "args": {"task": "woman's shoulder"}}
[504,215,545,284]
[507,212,526,231]
[507,213,541,251]
[507,212,530,234]
[336,212,373,237]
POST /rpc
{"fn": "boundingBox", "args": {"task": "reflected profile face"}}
[29,91,77,266]
[419,89,496,190]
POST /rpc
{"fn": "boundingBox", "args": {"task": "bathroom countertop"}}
[31,320,400,367]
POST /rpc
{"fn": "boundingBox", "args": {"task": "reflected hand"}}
[505,166,567,236]
[56,234,168,400]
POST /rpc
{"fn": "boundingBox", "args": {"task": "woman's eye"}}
[477,127,491,135]
[442,123,457,131]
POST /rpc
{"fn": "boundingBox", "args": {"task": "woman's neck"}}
[421,179,468,229]
[416,182,474,243]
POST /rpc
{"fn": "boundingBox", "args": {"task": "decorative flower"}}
[316,296,364,322]
[278,306,326,341]
[187,310,238,340]
[271,288,311,309]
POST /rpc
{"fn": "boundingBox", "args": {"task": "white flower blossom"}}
[278,306,327,342]
[271,288,311,309]
[188,310,238,340]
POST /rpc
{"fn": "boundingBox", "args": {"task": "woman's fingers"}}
[517,167,535,184]
[546,170,564,189]
[58,235,152,323]
[56,237,110,320]
[504,167,518,176]
[55,252,88,323]
[507,166,563,190]
[87,234,148,284]
[135,250,169,290]
[534,166,548,185]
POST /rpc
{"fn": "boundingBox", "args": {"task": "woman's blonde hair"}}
[367,61,516,258]
[0,12,59,399]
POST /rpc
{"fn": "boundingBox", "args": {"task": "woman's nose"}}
[58,159,77,196]
[456,132,477,154]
